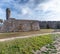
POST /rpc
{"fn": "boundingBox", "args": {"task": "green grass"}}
[0,34,53,54]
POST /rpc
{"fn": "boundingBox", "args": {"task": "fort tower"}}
[6,8,11,20]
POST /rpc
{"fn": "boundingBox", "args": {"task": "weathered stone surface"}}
[0,18,40,32]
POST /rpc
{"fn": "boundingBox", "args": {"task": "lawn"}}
[0,29,54,39]
[0,34,54,54]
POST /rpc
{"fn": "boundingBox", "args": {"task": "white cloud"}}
[43,0,60,12]
[34,0,60,21]
[22,8,29,15]
[21,7,33,15]
[0,8,5,19]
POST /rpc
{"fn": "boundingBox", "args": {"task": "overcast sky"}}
[0,0,60,21]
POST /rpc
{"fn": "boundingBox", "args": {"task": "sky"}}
[0,0,60,21]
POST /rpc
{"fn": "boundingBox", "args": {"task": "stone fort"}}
[0,8,40,32]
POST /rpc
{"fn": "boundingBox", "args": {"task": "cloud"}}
[0,0,60,21]
[0,8,5,20]
[21,7,31,15]
[40,0,60,12]
[33,0,60,21]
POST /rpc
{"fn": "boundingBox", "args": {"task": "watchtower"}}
[6,8,11,20]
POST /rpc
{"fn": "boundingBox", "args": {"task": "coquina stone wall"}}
[0,18,40,32]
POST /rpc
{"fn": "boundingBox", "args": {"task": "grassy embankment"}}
[0,29,54,39]
[0,34,54,54]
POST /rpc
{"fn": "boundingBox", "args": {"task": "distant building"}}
[39,21,60,29]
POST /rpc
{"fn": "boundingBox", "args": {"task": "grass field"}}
[0,29,54,39]
[0,34,54,54]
